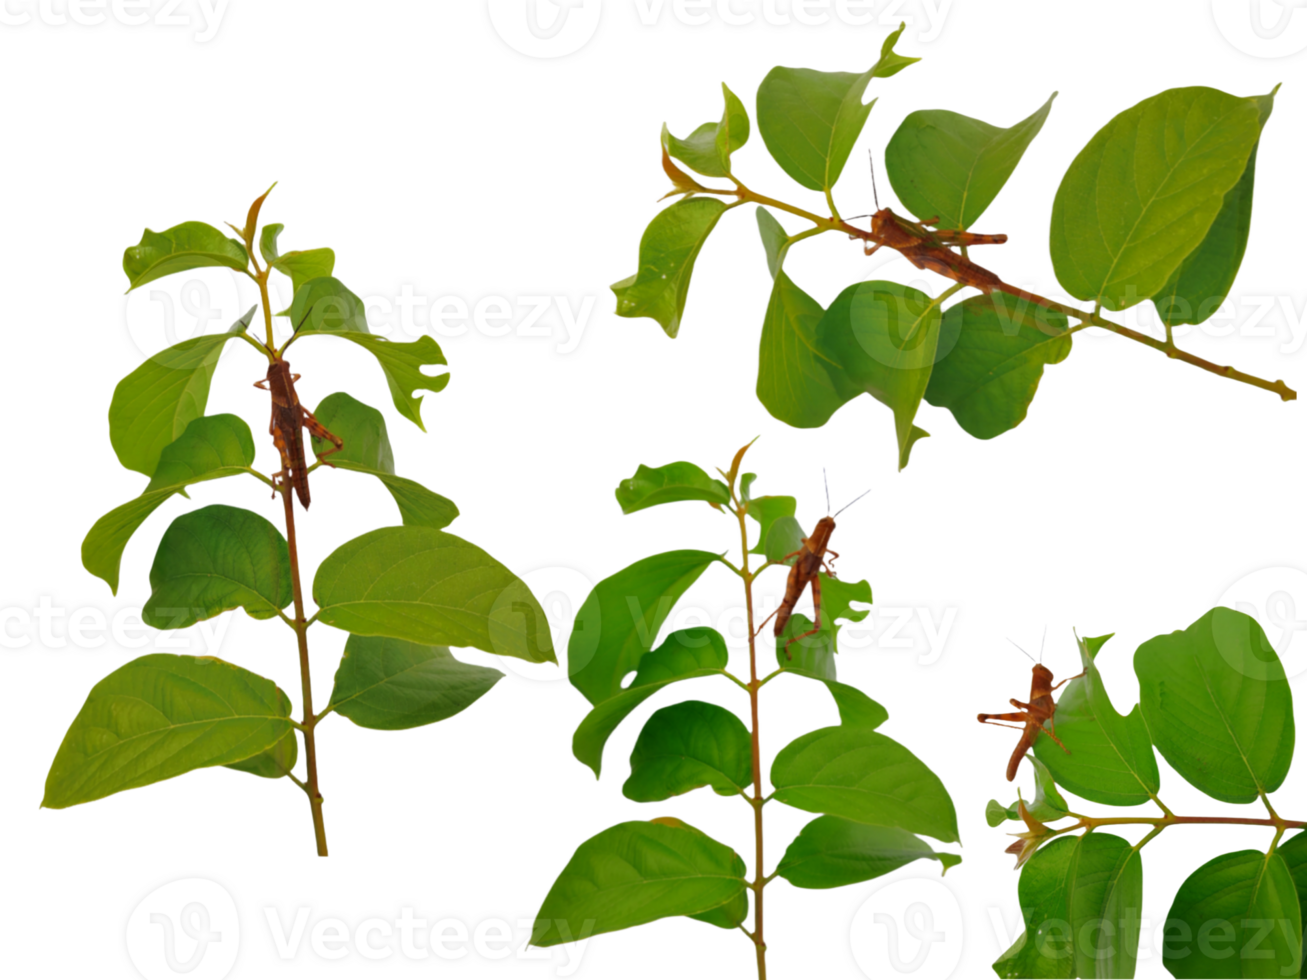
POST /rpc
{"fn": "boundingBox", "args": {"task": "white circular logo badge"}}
[122,270,244,362]
[496,567,595,684]
[1218,565,1307,679]
[126,878,240,980]
[1212,0,1307,58]
[488,0,602,59]
[850,876,964,979]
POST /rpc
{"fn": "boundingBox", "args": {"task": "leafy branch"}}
[617,24,1292,469]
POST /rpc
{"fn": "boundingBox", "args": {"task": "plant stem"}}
[694,182,1295,401]
[733,496,768,980]
[251,260,329,857]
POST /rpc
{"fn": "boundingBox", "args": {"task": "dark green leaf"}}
[663,83,749,178]
[612,197,729,338]
[1163,850,1302,979]
[817,281,944,469]
[764,516,805,563]
[1153,88,1278,329]
[532,818,748,946]
[122,222,248,291]
[777,613,836,679]
[755,24,916,193]
[313,526,555,664]
[776,817,959,889]
[1280,833,1307,978]
[1050,86,1263,310]
[825,682,888,729]
[623,700,751,801]
[615,462,729,514]
[225,729,297,780]
[926,294,1070,439]
[108,308,255,477]
[43,654,293,808]
[756,207,791,279]
[311,393,458,530]
[327,634,503,730]
[771,726,959,842]
[83,414,257,594]
[282,276,368,334]
[143,505,292,630]
[885,93,1056,230]
[1135,606,1294,804]
[1033,634,1160,807]
[745,494,797,555]
[987,799,1017,828]
[259,222,285,263]
[993,836,1076,978]
[1025,755,1070,823]
[275,249,336,296]
[573,627,729,778]
[757,268,860,429]
[1068,833,1143,980]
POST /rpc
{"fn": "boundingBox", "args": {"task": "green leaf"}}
[612,197,729,338]
[773,574,874,658]
[777,613,836,679]
[824,682,888,729]
[757,267,861,429]
[1033,634,1160,807]
[271,244,337,297]
[1135,606,1294,804]
[313,526,555,664]
[1050,86,1263,310]
[143,505,292,630]
[573,627,730,778]
[1024,754,1070,823]
[1153,88,1278,329]
[42,654,294,808]
[873,21,925,80]
[817,281,944,469]
[122,222,248,291]
[925,294,1071,440]
[771,726,959,843]
[1163,850,1302,979]
[776,817,958,889]
[83,414,257,594]
[282,276,369,334]
[885,93,1056,230]
[1068,833,1142,980]
[259,222,285,263]
[764,516,805,563]
[663,83,749,178]
[327,634,503,731]
[336,333,451,430]
[623,700,751,802]
[615,462,729,515]
[986,799,1016,828]
[311,393,458,530]
[225,729,297,780]
[532,818,748,947]
[568,550,721,707]
[755,24,917,193]
[745,494,796,555]
[756,207,791,279]
[1280,833,1307,977]
[993,836,1076,979]
[108,307,255,477]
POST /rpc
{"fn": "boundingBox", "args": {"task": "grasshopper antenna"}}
[824,468,831,515]
[868,149,881,211]
[833,488,871,518]
[1003,621,1056,669]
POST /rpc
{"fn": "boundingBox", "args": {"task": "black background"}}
[5,0,1301,977]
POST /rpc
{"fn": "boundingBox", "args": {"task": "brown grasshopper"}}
[977,638,1083,781]
[756,480,870,660]
[853,153,1009,293]
[254,360,343,509]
